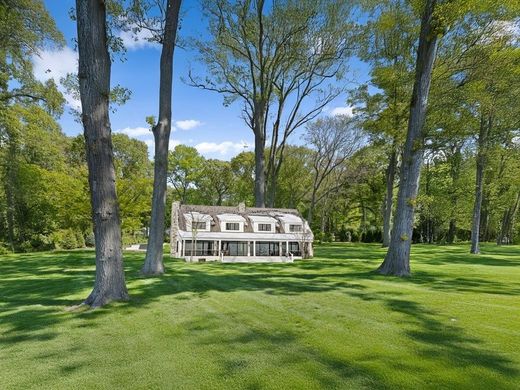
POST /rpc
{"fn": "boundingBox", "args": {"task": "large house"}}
[170,202,313,262]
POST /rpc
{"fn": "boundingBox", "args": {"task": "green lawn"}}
[1,244,519,389]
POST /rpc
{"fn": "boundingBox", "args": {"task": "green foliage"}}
[167,144,205,203]
[51,229,78,250]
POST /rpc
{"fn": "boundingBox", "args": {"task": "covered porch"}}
[179,239,302,262]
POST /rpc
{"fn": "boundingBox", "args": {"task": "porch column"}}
[181,240,185,257]
[286,241,289,256]
[253,241,256,257]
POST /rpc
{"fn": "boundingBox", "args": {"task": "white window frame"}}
[258,223,272,232]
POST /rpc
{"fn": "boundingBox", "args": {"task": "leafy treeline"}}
[1,0,519,260]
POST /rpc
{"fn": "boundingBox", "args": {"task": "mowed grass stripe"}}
[1,243,519,389]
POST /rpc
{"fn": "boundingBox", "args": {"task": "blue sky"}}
[36,0,371,160]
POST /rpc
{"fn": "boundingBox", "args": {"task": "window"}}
[255,242,280,256]
[226,222,240,231]
[185,240,214,256]
[192,221,207,230]
[289,224,302,232]
[288,242,301,256]
[258,223,272,232]
[221,241,248,256]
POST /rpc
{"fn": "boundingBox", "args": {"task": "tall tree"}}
[377,0,440,276]
[0,0,64,251]
[76,0,128,306]
[190,0,354,207]
[351,0,417,247]
[167,144,205,203]
[304,115,364,226]
[127,0,183,275]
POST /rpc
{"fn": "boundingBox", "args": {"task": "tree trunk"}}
[266,173,276,208]
[254,120,266,208]
[4,141,17,251]
[470,115,490,254]
[497,192,520,245]
[76,0,128,307]
[307,183,318,228]
[446,146,461,244]
[447,219,456,244]
[382,147,397,247]
[377,0,439,276]
[142,0,182,276]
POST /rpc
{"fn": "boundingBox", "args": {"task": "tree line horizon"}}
[1,0,519,306]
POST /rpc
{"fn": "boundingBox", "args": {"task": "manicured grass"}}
[1,243,519,389]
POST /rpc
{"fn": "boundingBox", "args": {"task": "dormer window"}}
[289,224,302,232]
[258,223,272,232]
[226,222,240,231]
[192,222,207,230]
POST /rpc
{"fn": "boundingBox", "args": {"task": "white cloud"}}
[195,141,252,157]
[169,139,181,150]
[115,126,151,138]
[33,46,77,82]
[32,46,80,109]
[119,27,159,51]
[330,106,354,117]
[175,119,203,131]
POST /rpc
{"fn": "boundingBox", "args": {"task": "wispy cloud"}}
[32,46,80,109]
[330,105,354,117]
[119,27,160,51]
[195,141,252,158]
[175,119,203,131]
[116,126,151,138]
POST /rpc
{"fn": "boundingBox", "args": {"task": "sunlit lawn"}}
[1,243,519,389]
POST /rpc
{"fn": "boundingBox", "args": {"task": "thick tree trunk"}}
[76,0,128,307]
[142,0,182,276]
[254,108,265,208]
[382,148,397,247]
[377,0,439,276]
[470,115,490,254]
[254,133,265,207]
[447,219,456,244]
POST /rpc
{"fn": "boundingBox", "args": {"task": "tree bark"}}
[497,192,520,245]
[4,141,17,251]
[382,147,397,247]
[142,0,182,276]
[446,145,462,244]
[470,115,490,254]
[377,0,439,276]
[253,102,266,208]
[76,0,128,307]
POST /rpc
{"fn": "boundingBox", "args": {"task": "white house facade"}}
[170,202,313,263]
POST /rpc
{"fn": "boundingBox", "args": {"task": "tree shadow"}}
[180,314,390,389]
[1,245,518,387]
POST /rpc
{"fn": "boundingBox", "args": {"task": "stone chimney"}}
[238,202,246,213]
[170,201,181,257]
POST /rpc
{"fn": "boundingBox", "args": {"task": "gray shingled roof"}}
[178,204,303,233]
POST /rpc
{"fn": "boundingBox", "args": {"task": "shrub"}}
[52,229,78,250]
[0,242,12,255]
[30,234,54,251]
[19,241,34,253]
[75,230,85,248]
[85,232,95,247]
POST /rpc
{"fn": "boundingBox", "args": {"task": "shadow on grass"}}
[184,314,390,389]
[1,244,518,385]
